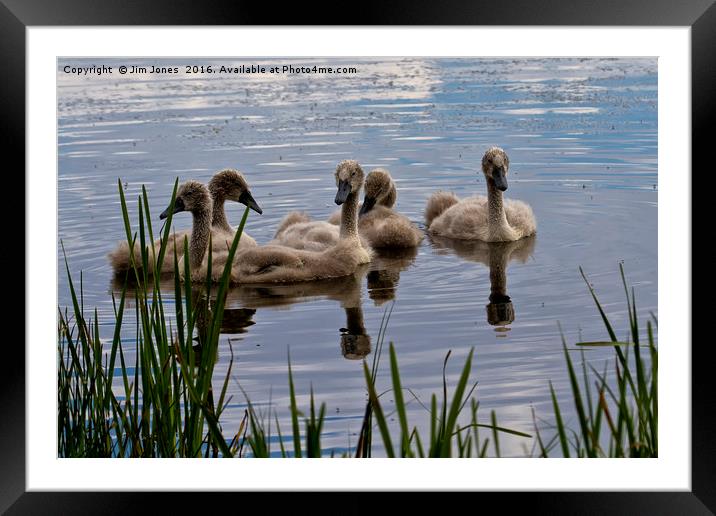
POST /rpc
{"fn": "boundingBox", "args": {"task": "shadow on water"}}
[110,252,415,361]
[428,235,536,332]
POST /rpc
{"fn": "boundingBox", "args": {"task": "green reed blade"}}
[453,422,531,439]
[388,343,411,457]
[531,406,548,458]
[141,185,155,253]
[172,249,185,347]
[155,179,179,276]
[549,380,570,458]
[479,439,490,458]
[438,350,451,450]
[576,341,631,347]
[117,178,134,251]
[579,266,617,342]
[561,334,594,457]
[440,348,474,458]
[362,360,395,458]
[274,414,287,458]
[411,428,425,458]
[491,411,501,457]
[287,350,302,458]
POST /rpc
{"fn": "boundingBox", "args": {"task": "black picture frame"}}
[4,0,710,512]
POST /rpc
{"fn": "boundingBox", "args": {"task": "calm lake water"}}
[58,57,657,457]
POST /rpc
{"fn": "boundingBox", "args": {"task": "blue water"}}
[58,57,657,456]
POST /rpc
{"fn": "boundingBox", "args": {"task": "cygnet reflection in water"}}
[219,307,257,334]
[340,306,371,360]
[428,235,536,331]
[109,251,413,361]
[366,247,418,306]
[110,277,258,335]
[224,264,373,360]
[110,279,258,365]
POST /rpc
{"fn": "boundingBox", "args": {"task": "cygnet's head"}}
[334,160,365,205]
[208,169,262,214]
[360,168,395,216]
[160,180,211,219]
[481,147,510,192]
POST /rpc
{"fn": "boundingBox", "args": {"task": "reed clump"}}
[533,265,657,458]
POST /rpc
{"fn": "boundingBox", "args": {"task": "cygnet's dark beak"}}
[160,197,185,220]
[335,180,352,205]
[359,196,376,216]
[492,167,508,192]
[238,190,263,214]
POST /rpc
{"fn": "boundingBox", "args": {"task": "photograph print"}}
[57,56,657,459]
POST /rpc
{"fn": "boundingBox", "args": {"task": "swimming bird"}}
[353,168,423,248]
[208,169,262,239]
[198,160,372,284]
[425,147,536,242]
[270,164,380,252]
[163,169,262,261]
[270,212,349,252]
[159,180,215,273]
[108,169,261,274]
[271,169,375,254]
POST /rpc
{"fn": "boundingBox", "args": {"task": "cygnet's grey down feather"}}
[425,147,536,242]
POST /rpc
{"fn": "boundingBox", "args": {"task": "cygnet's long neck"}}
[210,191,232,232]
[189,207,212,270]
[487,180,511,235]
[380,183,397,208]
[340,190,360,239]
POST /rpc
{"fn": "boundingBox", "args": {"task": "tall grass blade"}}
[388,344,411,457]
[362,361,395,458]
[287,351,302,459]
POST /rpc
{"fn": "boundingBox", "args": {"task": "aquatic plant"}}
[534,265,657,458]
[59,179,248,457]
